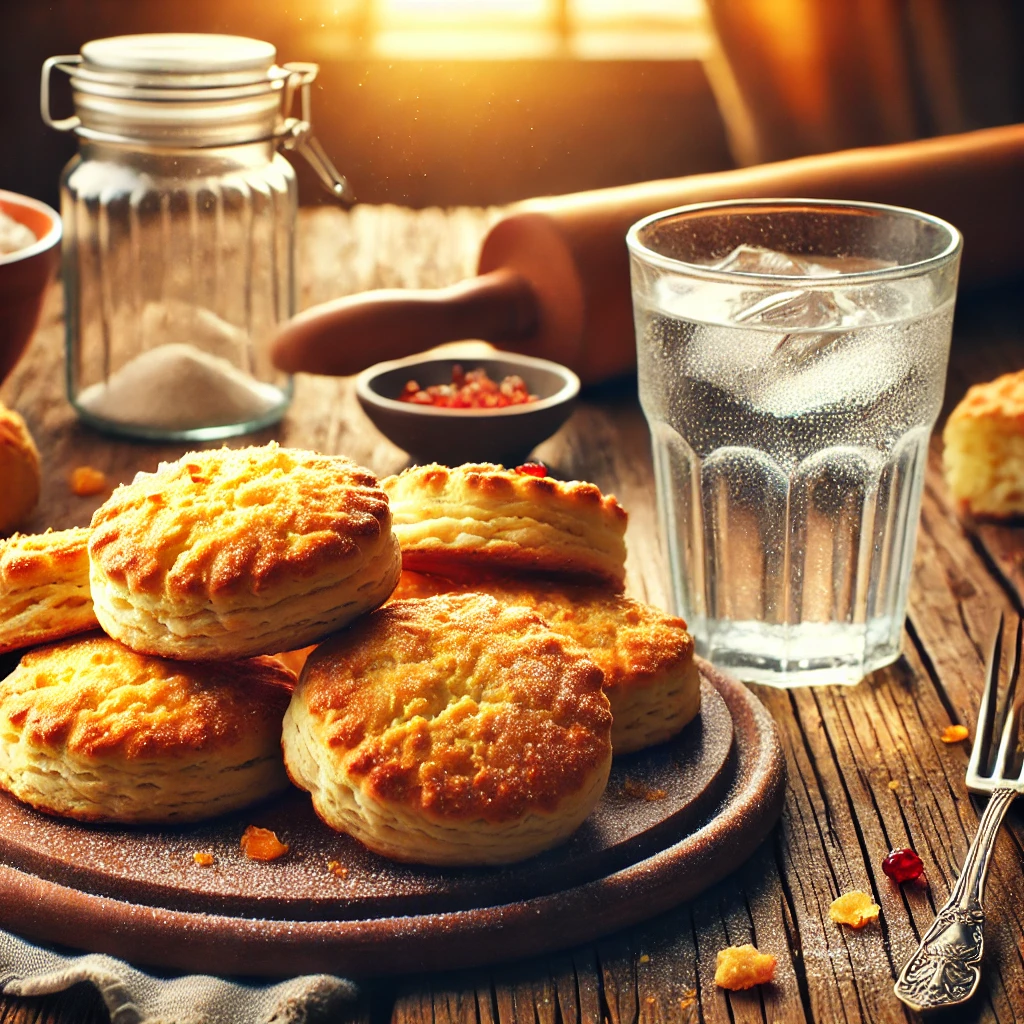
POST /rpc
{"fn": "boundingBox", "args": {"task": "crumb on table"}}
[829,890,880,929]
[193,851,215,867]
[240,825,289,861]
[714,944,776,990]
[941,724,970,744]
[69,465,107,496]
[623,777,668,801]
[327,859,349,879]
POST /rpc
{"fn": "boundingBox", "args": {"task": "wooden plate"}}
[0,660,784,977]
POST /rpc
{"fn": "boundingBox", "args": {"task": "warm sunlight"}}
[313,0,709,58]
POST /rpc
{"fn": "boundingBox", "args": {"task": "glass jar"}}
[41,34,351,440]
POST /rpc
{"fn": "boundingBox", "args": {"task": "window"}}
[310,0,711,59]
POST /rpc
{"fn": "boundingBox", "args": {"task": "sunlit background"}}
[5,0,1023,208]
[306,0,709,59]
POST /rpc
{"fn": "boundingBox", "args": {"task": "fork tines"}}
[967,614,1024,791]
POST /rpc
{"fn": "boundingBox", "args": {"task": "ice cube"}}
[713,245,810,276]
[752,332,908,418]
[732,288,846,329]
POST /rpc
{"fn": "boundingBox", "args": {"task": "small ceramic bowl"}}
[355,352,580,466]
[0,190,62,385]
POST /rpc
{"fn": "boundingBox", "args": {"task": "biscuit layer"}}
[0,528,98,654]
[0,404,40,536]
[89,443,401,659]
[943,368,1024,519]
[383,464,628,589]
[393,572,700,754]
[0,634,294,823]
[283,593,612,865]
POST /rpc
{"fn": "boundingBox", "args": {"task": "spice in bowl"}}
[398,365,538,409]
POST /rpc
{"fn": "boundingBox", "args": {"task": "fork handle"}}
[894,787,1016,1012]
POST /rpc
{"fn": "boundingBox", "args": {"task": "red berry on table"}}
[882,848,924,883]
[514,462,548,477]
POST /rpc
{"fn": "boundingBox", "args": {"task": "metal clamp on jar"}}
[42,33,351,440]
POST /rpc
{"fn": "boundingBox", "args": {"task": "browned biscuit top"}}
[384,463,628,524]
[946,368,1024,426]
[1,633,294,761]
[0,527,91,591]
[391,571,693,694]
[299,592,611,822]
[89,443,393,600]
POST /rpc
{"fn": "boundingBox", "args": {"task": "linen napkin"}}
[0,926,357,1024]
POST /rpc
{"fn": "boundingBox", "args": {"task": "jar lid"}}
[81,34,277,81]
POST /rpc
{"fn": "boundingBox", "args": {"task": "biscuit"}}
[943,369,1024,519]
[0,633,294,823]
[283,593,612,865]
[382,464,628,589]
[0,403,41,535]
[88,443,402,660]
[0,528,98,655]
[392,572,700,754]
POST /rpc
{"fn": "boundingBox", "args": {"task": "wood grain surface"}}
[1,205,1023,1023]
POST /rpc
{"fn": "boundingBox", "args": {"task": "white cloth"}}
[0,927,357,1024]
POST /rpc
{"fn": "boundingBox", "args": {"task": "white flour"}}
[0,210,36,255]
[78,342,283,430]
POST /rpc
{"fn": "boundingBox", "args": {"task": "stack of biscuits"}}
[0,446,700,867]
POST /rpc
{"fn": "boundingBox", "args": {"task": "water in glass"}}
[636,244,954,685]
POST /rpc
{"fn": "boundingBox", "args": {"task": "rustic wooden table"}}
[2,205,1023,1024]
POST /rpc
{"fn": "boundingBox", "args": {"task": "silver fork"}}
[895,613,1023,1013]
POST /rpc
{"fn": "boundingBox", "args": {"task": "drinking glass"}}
[628,199,962,686]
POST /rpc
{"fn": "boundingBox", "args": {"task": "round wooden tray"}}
[0,660,785,977]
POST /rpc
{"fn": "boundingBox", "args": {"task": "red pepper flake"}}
[514,461,548,477]
[397,365,538,409]
[882,847,924,883]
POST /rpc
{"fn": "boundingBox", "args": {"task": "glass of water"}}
[628,199,962,686]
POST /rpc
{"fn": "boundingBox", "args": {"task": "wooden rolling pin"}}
[272,123,1024,385]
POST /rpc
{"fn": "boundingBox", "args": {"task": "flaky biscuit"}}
[283,593,612,865]
[0,633,294,823]
[393,572,699,754]
[943,369,1024,519]
[382,463,628,589]
[0,528,98,654]
[0,403,40,536]
[88,443,401,660]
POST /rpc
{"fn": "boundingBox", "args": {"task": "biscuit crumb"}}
[888,780,900,791]
[623,777,668,801]
[240,825,289,861]
[193,851,215,867]
[829,891,880,928]
[69,465,107,496]
[714,944,776,990]
[679,988,696,1011]
[941,724,969,744]
[327,859,349,879]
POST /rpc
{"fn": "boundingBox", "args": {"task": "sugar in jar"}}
[42,34,350,440]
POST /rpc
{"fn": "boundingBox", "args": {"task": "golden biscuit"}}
[0,403,40,535]
[393,572,700,754]
[382,463,628,589]
[0,633,294,823]
[943,369,1024,519]
[0,528,98,654]
[283,593,612,865]
[89,443,401,660]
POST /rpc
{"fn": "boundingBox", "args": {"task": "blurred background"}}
[5,0,1024,210]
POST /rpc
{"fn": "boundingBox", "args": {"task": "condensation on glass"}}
[42,34,351,440]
